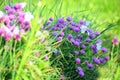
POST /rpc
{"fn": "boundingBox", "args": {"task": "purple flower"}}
[56,37,62,41]
[8,9,15,14]
[99,58,106,63]
[78,71,84,77]
[69,26,74,30]
[89,34,95,39]
[84,60,88,65]
[75,58,81,64]
[46,21,51,25]
[86,37,91,42]
[96,39,102,44]
[9,15,15,20]
[90,45,96,49]
[104,56,109,61]
[49,17,53,21]
[59,32,64,37]
[73,41,80,46]
[14,3,22,10]
[101,47,107,53]
[14,34,21,41]
[74,27,80,32]
[75,24,80,27]
[93,48,98,54]
[70,39,75,44]
[58,18,64,23]
[66,16,72,21]
[4,5,10,10]
[80,50,85,55]
[70,22,75,26]
[93,57,100,64]
[67,34,73,40]
[77,66,82,71]
[95,31,100,36]
[52,31,57,36]
[74,51,79,56]
[76,34,83,39]
[5,32,13,41]
[23,21,30,26]
[81,45,86,49]
[52,27,57,31]
[87,63,93,69]
[80,20,85,25]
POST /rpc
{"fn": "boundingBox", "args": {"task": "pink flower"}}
[44,56,49,60]
[4,32,13,41]
[14,34,21,41]
[112,37,119,45]
[0,28,6,37]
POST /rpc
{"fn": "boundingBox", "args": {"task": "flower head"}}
[112,37,119,45]
[75,58,81,64]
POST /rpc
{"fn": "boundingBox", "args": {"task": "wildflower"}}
[80,20,85,25]
[95,31,100,36]
[60,74,65,80]
[77,66,83,71]
[73,41,80,46]
[74,27,80,32]
[87,63,93,69]
[112,37,119,45]
[4,5,10,10]
[101,47,107,53]
[96,39,102,50]
[104,56,109,61]
[93,57,100,64]
[59,32,64,37]
[75,58,81,64]
[24,12,34,21]
[84,60,88,65]
[14,34,21,41]
[44,56,49,60]
[69,26,74,30]
[49,17,53,21]
[90,45,96,49]
[70,21,75,26]
[99,58,105,63]
[80,50,85,55]
[52,31,57,36]
[80,25,87,33]
[58,18,64,23]
[56,37,62,41]
[14,2,26,10]
[74,51,79,56]
[81,45,86,49]
[86,37,91,42]
[86,21,91,26]
[67,34,73,40]
[66,16,72,21]
[34,51,40,56]
[4,32,13,41]
[78,71,84,77]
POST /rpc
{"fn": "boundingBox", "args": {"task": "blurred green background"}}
[39,0,119,39]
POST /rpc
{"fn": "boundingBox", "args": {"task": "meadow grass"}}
[0,0,120,80]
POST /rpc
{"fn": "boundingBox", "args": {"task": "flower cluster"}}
[44,16,109,77]
[0,3,33,41]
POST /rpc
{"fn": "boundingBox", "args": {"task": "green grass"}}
[0,0,120,80]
